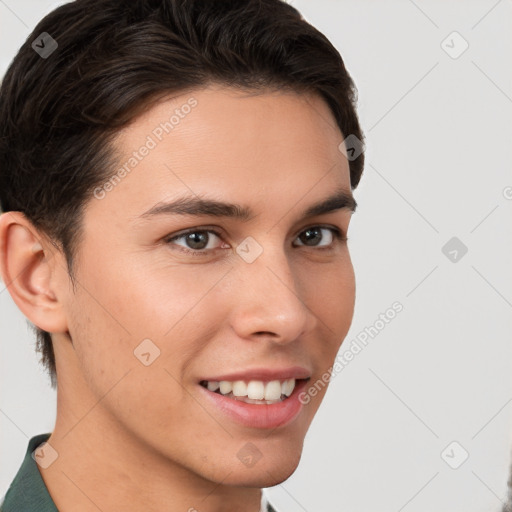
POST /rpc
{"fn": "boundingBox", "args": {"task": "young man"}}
[0,0,365,510]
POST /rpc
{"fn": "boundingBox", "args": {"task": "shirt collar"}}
[1,433,58,512]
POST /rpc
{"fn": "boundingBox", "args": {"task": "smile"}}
[199,378,296,405]
[198,374,311,429]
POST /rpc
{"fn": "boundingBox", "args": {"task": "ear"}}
[0,211,68,333]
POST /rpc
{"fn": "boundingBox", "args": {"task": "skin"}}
[0,84,356,512]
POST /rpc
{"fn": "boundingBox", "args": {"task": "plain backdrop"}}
[1,1,511,511]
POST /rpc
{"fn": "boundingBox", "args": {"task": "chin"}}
[220,447,303,488]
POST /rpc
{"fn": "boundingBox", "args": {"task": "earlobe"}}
[0,211,68,333]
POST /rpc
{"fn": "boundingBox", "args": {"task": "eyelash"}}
[163,225,347,257]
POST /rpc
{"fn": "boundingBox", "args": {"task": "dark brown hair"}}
[0,0,365,388]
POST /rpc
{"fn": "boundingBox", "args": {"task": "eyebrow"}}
[139,188,357,221]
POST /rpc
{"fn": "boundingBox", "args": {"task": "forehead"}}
[88,85,351,222]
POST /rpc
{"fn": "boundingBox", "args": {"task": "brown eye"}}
[181,232,210,250]
[294,227,342,248]
[164,229,225,255]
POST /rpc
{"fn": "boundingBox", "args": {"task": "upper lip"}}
[200,366,311,383]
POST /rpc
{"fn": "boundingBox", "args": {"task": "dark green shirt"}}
[1,433,278,512]
[0,433,58,512]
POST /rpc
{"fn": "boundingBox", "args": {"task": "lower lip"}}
[198,379,309,429]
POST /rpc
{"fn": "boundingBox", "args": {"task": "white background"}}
[1,1,511,511]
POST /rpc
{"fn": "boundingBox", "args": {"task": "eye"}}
[164,229,225,255]
[293,226,345,248]
[163,225,346,256]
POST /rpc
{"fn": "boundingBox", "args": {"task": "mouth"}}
[198,376,311,429]
[199,378,305,405]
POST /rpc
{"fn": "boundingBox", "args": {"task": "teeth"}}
[219,381,232,394]
[207,381,220,392]
[282,378,295,397]
[247,381,265,400]
[264,380,282,401]
[204,378,297,401]
[232,380,247,396]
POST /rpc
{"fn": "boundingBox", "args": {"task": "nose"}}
[227,243,317,345]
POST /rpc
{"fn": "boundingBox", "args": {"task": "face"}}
[56,84,356,487]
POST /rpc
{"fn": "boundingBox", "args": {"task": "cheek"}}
[73,249,205,339]
[64,276,200,436]
[302,251,355,333]
[66,251,227,386]
[298,254,355,397]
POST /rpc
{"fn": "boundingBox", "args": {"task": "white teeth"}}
[207,381,220,392]
[247,380,265,400]
[232,380,247,396]
[282,378,295,397]
[219,381,232,395]
[264,380,282,401]
[204,378,297,401]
